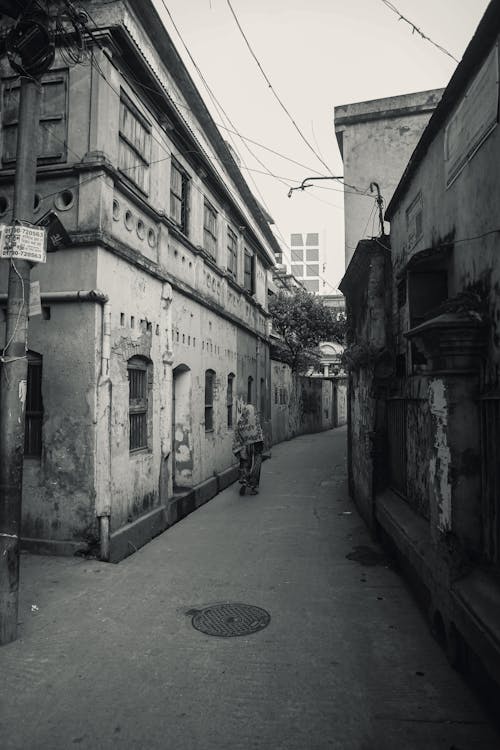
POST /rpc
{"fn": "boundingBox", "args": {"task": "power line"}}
[379,0,459,63]
[225,0,334,176]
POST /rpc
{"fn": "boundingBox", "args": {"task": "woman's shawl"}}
[232,404,264,454]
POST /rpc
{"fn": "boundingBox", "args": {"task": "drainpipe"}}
[96,298,112,561]
[1,289,112,560]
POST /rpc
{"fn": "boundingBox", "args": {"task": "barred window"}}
[205,369,215,432]
[227,373,235,428]
[171,159,190,234]
[2,72,68,165]
[24,351,43,457]
[128,357,149,451]
[119,93,150,193]
[227,227,238,278]
[203,200,217,258]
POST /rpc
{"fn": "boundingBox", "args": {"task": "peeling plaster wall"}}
[172,297,241,486]
[96,249,169,533]
[349,369,376,527]
[270,361,336,443]
[428,379,452,534]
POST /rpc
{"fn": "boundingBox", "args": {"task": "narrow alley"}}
[0,427,498,750]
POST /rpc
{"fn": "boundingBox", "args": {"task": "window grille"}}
[118,93,150,193]
[244,249,255,294]
[203,201,217,257]
[205,370,215,431]
[170,160,189,234]
[227,227,238,278]
[227,373,234,428]
[24,352,43,457]
[128,357,148,451]
[2,72,68,165]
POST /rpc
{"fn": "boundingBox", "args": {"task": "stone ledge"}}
[375,488,500,698]
[452,570,500,684]
[109,505,167,564]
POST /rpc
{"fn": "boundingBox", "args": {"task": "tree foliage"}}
[269,289,346,372]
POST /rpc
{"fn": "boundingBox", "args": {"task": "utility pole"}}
[0,76,41,645]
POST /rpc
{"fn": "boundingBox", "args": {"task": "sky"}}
[152,0,491,291]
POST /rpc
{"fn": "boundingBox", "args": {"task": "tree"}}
[269,289,346,372]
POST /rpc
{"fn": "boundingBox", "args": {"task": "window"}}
[291,233,303,246]
[306,233,319,245]
[291,264,303,277]
[274,386,278,404]
[119,92,151,193]
[205,370,215,431]
[24,351,43,457]
[227,373,235,428]
[306,248,319,261]
[291,248,303,262]
[2,72,68,165]
[203,200,218,258]
[306,264,319,276]
[227,227,238,278]
[128,357,149,451]
[244,249,255,294]
[170,159,190,234]
[247,375,254,405]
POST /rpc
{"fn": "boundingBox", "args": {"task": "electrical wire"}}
[4,4,346,292]
[379,0,459,63]
[225,0,334,176]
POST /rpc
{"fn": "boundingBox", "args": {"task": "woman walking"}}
[232,403,264,495]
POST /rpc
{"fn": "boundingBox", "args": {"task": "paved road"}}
[0,427,498,750]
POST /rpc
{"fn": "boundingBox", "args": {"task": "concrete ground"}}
[0,426,499,750]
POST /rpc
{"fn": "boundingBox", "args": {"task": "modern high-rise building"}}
[289,231,326,294]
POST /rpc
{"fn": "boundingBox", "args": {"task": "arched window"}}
[205,369,215,431]
[128,356,150,451]
[247,375,254,405]
[227,373,235,428]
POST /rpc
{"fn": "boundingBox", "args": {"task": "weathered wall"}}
[335,90,443,266]
[1,250,100,549]
[270,361,339,444]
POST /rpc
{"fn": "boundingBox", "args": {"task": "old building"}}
[0,0,279,561]
[335,88,443,266]
[341,0,500,710]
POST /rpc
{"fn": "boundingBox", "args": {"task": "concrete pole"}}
[0,77,41,645]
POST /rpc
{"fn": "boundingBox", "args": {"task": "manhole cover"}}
[191,602,271,637]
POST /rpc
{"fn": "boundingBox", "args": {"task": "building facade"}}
[0,0,278,561]
[335,89,443,267]
[341,0,500,710]
[289,230,326,294]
